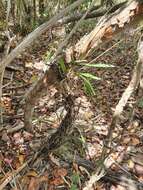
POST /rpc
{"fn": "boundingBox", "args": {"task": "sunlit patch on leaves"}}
[79,72,101,80]
[127,159,134,169]
[44,51,53,62]
[81,63,115,68]
[33,61,47,71]
[25,62,33,68]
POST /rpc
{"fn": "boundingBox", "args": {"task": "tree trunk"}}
[39,0,45,18]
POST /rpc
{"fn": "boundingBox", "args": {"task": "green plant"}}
[78,62,114,96]
[57,58,114,96]
[79,73,100,96]
[80,63,115,68]
[59,58,67,73]
[44,51,53,62]
[70,173,81,190]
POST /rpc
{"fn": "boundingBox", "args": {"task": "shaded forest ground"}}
[1,29,143,190]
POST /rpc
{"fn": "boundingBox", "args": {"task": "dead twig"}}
[0,161,30,190]
[83,35,143,190]
[0,0,86,101]
[102,35,143,157]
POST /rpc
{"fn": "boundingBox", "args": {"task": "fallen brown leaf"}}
[53,168,67,178]
[50,177,64,186]
[28,177,39,190]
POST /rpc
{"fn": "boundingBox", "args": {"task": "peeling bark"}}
[65,0,143,62]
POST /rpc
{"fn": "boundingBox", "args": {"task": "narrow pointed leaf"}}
[80,75,95,96]
[80,72,101,80]
[59,58,67,73]
[82,63,115,68]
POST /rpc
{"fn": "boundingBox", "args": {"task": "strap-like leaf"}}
[80,72,101,80]
[81,63,115,68]
[80,75,95,95]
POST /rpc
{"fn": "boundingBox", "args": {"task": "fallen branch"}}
[103,35,143,155]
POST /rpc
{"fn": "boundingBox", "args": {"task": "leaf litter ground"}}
[1,33,143,190]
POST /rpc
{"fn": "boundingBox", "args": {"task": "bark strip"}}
[65,0,143,62]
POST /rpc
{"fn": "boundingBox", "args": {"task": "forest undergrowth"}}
[1,28,143,190]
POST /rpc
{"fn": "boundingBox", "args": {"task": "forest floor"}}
[1,30,143,190]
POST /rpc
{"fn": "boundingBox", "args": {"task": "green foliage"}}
[80,0,93,10]
[80,72,101,80]
[70,184,78,190]
[71,60,103,96]
[79,74,96,96]
[81,63,115,68]
[70,173,80,190]
[71,173,80,184]
[77,62,115,96]
[79,72,100,96]
[79,133,86,144]
[31,21,39,30]
[58,58,67,73]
